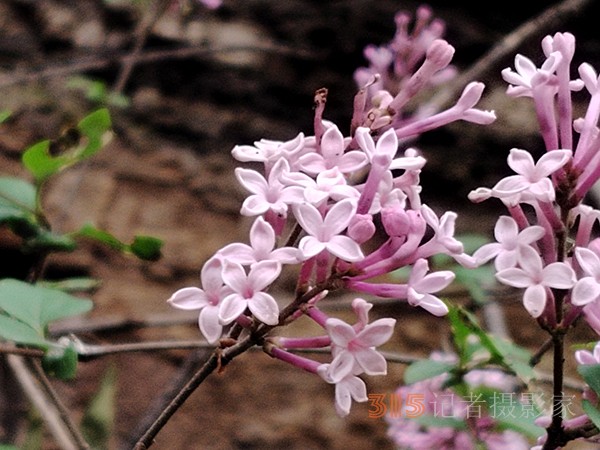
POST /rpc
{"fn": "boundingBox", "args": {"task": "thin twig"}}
[0,43,316,90]
[73,339,214,360]
[0,344,44,358]
[6,355,82,450]
[27,358,91,450]
[428,0,595,111]
[112,0,170,94]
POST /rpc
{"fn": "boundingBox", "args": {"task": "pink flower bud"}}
[425,39,454,70]
[381,206,410,236]
[347,214,376,244]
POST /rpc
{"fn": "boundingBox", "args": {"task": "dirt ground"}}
[1,1,600,449]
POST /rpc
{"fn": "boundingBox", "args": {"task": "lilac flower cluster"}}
[167,6,495,417]
[467,32,600,447]
[469,31,600,329]
[386,353,530,450]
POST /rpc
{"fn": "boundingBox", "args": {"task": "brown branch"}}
[112,0,171,94]
[6,355,88,450]
[429,0,595,111]
[0,44,317,90]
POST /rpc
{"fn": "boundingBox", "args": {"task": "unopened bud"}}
[348,214,376,244]
[382,207,410,236]
[426,39,454,70]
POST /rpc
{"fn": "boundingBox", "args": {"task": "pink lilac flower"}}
[407,258,453,316]
[575,341,600,365]
[297,123,368,175]
[472,216,545,270]
[235,157,304,217]
[317,363,368,417]
[324,314,396,382]
[572,247,600,306]
[490,148,572,204]
[219,260,282,325]
[293,198,364,262]
[231,132,306,172]
[495,247,576,317]
[167,256,232,344]
[418,205,464,256]
[386,366,529,450]
[281,166,360,206]
[217,216,299,267]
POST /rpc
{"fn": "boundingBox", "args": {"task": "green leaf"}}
[74,223,162,261]
[0,110,11,124]
[0,314,49,348]
[39,277,101,293]
[453,265,496,304]
[22,109,112,183]
[578,364,600,396]
[582,399,600,430]
[77,108,111,158]
[404,360,455,384]
[448,305,535,383]
[130,235,163,261]
[81,365,116,449]
[42,344,78,380]
[478,388,544,438]
[0,279,93,334]
[0,176,37,219]
[23,230,77,253]
[22,140,70,183]
[75,223,126,251]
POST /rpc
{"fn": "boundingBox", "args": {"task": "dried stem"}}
[6,355,88,450]
[429,0,594,111]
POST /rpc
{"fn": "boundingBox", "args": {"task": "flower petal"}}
[523,284,547,318]
[218,294,247,324]
[199,306,222,344]
[167,287,208,310]
[327,235,364,262]
[248,292,279,325]
[572,278,600,306]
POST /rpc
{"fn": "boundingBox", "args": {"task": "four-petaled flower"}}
[235,157,304,217]
[491,148,571,204]
[325,315,396,383]
[298,123,368,175]
[167,256,232,344]
[472,216,545,270]
[218,216,299,267]
[572,247,600,306]
[317,364,368,417]
[219,260,282,325]
[294,198,365,262]
[496,247,576,318]
[407,258,454,316]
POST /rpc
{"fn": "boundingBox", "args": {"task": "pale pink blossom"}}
[217,216,299,267]
[167,256,232,344]
[418,205,464,256]
[231,132,306,171]
[219,260,281,325]
[472,216,545,270]
[495,247,576,317]
[407,258,454,316]
[281,166,360,206]
[324,314,395,382]
[235,157,304,217]
[298,124,368,175]
[491,148,571,203]
[293,198,364,262]
[572,247,600,306]
[317,364,368,417]
[575,341,600,365]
